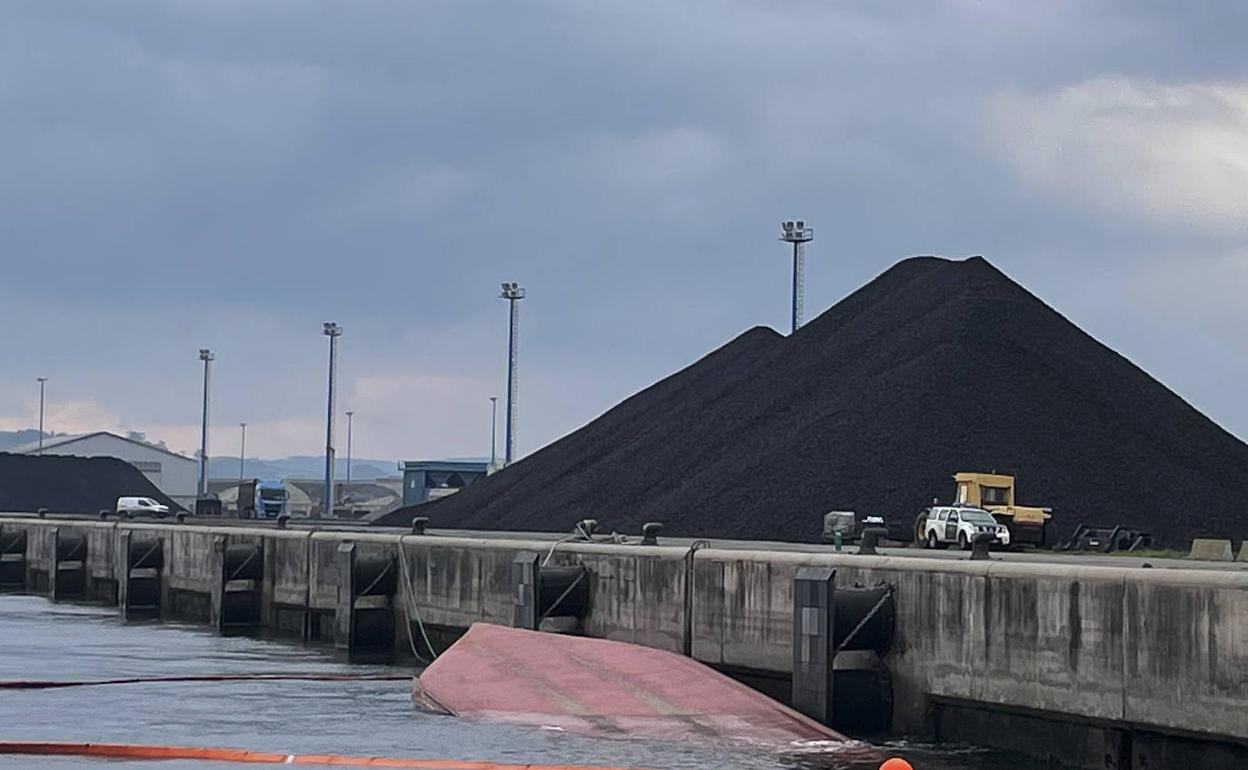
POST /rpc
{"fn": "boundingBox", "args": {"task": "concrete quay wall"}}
[692,548,1248,765]
[1,517,1243,767]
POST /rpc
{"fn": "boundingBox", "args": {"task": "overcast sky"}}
[2,1,1246,461]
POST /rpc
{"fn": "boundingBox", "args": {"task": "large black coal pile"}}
[0,454,181,514]
[384,257,1248,547]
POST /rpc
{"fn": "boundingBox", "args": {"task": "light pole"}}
[499,282,525,466]
[36,377,48,454]
[344,410,354,505]
[321,322,343,517]
[488,396,498,470]
[197,349,214,499]
[779,220,814,334]
[238,422,247,485]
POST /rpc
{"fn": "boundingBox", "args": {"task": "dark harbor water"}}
[0,596,1042,769]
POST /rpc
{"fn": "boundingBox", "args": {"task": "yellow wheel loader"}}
[952,472,1051,547]
[912,472,1052,548]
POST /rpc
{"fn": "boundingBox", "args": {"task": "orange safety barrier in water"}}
[0,672,411,689]
[0,741,653,770]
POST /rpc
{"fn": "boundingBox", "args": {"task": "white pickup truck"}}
[921,505,1010,550]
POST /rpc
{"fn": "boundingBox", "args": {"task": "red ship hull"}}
[413,624,857,749]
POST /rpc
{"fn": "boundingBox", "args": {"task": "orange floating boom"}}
[0,741,652,770]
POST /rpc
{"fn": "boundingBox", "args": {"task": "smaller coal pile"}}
[0,454,181,514]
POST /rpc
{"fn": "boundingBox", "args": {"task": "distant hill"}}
[2,429,461,484]
[0,430,49,451]
[208,455,397,481]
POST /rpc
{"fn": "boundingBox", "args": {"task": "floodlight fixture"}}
[779,220,813,244]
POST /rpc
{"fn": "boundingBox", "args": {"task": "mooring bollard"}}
[276,514,290,529]
[858,527,888,555]
[970,532,994,561]
[37,508,48,519]
[641,522,663,546]
[98,509,111,521]
[175,512,188,524]
[411,517,429,536]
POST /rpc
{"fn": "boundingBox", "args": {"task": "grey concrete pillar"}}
[335,541,358,652]
[117,529,133,615]
[209,535,227,629]
[512,551,541,630]
[793,565,836,724]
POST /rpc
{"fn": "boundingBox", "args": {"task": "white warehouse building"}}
[11,431,199,509]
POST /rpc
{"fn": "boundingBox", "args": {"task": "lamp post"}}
[36,377,48,454]
[321,322,343,517]
[344,410,354,505]
[779,220,814,334]
[238,422,247,486]
[197,349,214,499]
[499,282,525,466]
[488,396,498,470]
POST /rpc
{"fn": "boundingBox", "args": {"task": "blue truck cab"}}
[238,478,288,519]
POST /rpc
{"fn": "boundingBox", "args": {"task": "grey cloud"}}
[2,0,1246,455]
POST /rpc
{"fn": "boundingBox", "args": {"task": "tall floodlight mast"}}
[321,322,343,517]
[36,377,48,455]
[197,349,214,498]
[499,282,525,466]
[344,410,354,505]
[238,422,247,486]
[779,220,814,334]
[488,396,498,470]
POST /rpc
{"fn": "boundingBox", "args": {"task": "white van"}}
[116,496,170,518]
